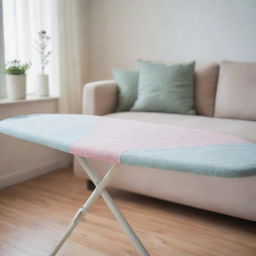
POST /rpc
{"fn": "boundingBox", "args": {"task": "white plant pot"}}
[6,75,26,100]
[36,74,49,96]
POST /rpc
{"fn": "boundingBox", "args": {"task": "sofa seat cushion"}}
[107,112,256,142]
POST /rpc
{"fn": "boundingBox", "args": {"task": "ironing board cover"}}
[0,114,256,177]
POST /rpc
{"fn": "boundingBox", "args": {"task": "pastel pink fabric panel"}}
[70,117,247,163]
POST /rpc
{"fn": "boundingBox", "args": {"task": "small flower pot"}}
[6,74,26,100]
[36,74,49,96]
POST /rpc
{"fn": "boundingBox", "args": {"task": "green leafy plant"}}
[1,60,31,75]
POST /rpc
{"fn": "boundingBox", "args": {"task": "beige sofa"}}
[74,62,256,221]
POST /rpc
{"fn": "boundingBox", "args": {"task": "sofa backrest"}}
[112,60,255,120]
[214,61,256,121]
[194,63,219,117]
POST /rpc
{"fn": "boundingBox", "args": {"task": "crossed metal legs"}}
[50,157,149,256]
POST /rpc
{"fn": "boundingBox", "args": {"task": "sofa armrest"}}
[83,80,118,115]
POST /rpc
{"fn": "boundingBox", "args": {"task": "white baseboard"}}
[0,156,72,189]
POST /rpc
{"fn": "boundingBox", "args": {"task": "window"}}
[2,0,54,95]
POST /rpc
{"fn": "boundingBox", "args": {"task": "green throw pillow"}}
[131,60,196,114]
[112,68,139,112]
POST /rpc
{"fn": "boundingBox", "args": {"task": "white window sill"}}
[0,94,59,120]
[0,94,58,106]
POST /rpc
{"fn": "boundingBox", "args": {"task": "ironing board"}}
[1,114,256,256]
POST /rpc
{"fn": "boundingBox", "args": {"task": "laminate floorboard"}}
[0,168,255,256]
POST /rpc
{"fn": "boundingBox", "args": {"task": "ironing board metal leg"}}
[77,157,150,256]
[49,163,119,256]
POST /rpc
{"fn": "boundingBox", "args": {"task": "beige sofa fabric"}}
[194,63,219,117]
[83,80,118,115]
[215,61,256,121]
[107,112,256,142]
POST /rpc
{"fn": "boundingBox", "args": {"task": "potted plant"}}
[1,60,31,100]
[36,30,51,96]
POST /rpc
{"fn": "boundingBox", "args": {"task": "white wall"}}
[88,0,256,80]
[0,99,71,189]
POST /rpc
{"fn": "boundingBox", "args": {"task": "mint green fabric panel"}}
[0,114,96,152]
[112,68,139,111]
[120,143,256,177]
[131,60,195,114]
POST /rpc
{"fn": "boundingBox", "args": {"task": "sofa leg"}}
[86,179,95,190]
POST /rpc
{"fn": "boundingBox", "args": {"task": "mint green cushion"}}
[131,60,196,114]
[112,68,139,112]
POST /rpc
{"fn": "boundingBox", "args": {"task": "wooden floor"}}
[0,168,255,256]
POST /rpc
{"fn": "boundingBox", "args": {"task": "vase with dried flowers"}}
[1,60,31,99]
[35,30,51,96]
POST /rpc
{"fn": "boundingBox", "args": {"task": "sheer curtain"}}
[3,0,52,94]
[2,0,87,113]
[55,0,88,113]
